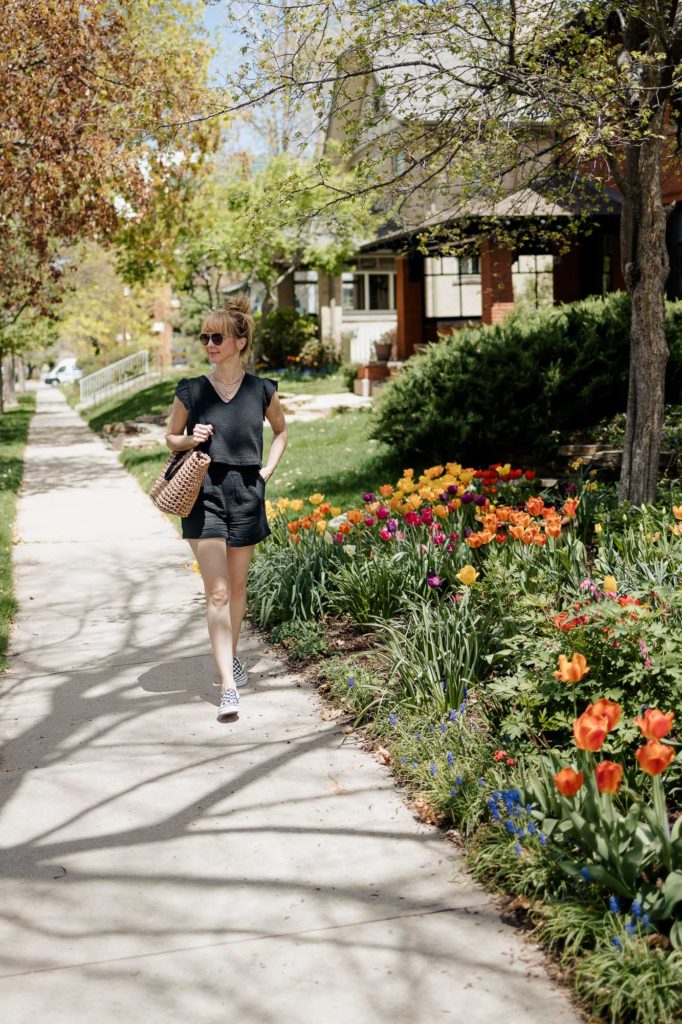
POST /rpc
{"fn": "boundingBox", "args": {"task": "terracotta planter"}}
[356,363,389,380]
[373,342,392,362]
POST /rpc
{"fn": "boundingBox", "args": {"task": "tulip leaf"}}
[582,863,633,898]
[670,920,682,950]
[660,871,682,916]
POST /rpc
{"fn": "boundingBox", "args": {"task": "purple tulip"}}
[387,518,398,533]
[362,492,375,503]
[447,484,459,495]
[461,492,473,504]
[474,495,486,506]
[427,572,443,588]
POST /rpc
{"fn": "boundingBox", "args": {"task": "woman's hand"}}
[258,468,271,483]
[192,423,214,446]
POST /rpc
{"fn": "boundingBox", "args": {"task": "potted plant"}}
[373,328,395,362]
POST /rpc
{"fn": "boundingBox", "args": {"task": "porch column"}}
[553,243,581,304]
[480,240,514,325]
[396,253,423,360]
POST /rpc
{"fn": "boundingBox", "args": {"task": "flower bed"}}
[246,460,682,1024]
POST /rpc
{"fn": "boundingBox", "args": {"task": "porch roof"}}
[359,185,622,252]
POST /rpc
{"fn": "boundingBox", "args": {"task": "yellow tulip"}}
[290,499,304,512]
[594,523,602,535]
[330,506,341,516]
[603,575,618,594]
[308,493,324,506]
[456,565,479,586]
[672,506,682,520]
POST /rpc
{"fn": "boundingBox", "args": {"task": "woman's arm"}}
[165,397,213,452]
[260,393,288,481]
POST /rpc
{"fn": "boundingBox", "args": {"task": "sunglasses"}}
[199,332,225,346]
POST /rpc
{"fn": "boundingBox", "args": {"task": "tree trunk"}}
[249,284,274,371]
[618,125,669,505]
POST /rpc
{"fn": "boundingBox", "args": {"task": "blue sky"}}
[201,1,264,154]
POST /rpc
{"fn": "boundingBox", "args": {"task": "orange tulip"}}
[346,510,363,525]
[533,533,548,546]
[527,496,545,517]
[509,525,525,540]
[554,767,584,797]
[338,522,352,535]
[573,710,609,751]
[635,740,676,776]
[595,760,623,794]
[544,517,563,539]
[590,698,622,732]
[466,533,484,548]
[496,507,512,523]
[554,653,590,683]
[563,499,579,518]
[634,709,675,741]
[433,504,449,519]
[510,511,532,529]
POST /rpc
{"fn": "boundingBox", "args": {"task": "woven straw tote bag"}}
[149,377,211,516]
[149,448,211,516]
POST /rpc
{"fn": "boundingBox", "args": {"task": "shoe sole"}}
[217,706,240,720]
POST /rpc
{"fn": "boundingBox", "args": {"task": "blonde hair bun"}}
[223,293,252,315]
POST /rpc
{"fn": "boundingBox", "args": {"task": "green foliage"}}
[371,295,682,464]
[0,395,35,669]
[339,363,359,393]
[270,618,329,660]
[379,590,496,711]
[247,540,339,625]
[328,552,408,626]
[298,335,340,371]
[575,944,682,1024]
[259,308,319,369]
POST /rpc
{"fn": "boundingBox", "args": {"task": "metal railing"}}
[79,350,149,406]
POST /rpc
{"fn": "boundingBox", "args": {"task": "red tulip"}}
[595,760,623,794]
[635,740,676,776]
[589,698,622,732]
[634,709,675,741]
[573,710,609,752]
[554,767,584,797]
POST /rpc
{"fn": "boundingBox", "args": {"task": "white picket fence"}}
[79,350,153,407]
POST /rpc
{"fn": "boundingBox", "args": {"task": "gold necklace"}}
[209,369,244,400]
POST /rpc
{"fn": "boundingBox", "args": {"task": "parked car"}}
[44,358,83,385]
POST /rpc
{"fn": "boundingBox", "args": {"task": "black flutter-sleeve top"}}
[175,373,278,466]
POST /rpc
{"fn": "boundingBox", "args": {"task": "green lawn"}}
[0,395,36,669]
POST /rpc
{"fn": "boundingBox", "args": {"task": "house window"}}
[511,254,554,309]
[424,256,482,318]
[294,269,318,315]
[342,271,395,311]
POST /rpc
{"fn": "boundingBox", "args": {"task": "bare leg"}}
[189,538,234,692]
[226,543,256,656]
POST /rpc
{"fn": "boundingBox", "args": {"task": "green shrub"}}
[270,619,329,660]
[370,293,682,465]
[298,336,340,371]
[259,308,319,369]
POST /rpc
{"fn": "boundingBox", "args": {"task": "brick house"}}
[276,60,682,367]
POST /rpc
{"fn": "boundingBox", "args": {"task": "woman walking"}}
[165,296,287,720]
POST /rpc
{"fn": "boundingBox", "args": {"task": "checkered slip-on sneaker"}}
[217,687,240,720]
[233,657,248,687]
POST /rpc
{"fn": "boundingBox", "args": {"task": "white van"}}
[44,357,82,385]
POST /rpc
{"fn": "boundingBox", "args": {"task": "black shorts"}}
[181,463,270,547]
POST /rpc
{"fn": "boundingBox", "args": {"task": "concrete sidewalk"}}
[0,386,580,1024]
